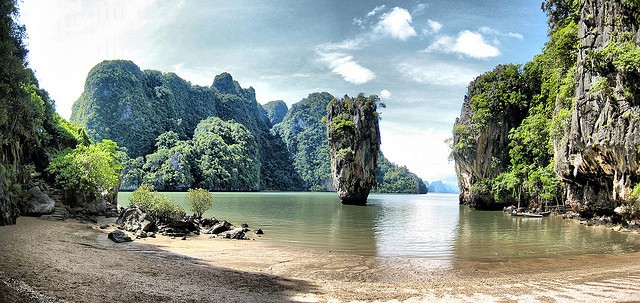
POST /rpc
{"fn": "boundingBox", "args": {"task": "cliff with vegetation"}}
[452,64,531,209]
[327,94,381,205]
[556,0,640,216]
[71,61,301,191]
[453,0,640,222]
[261,100,288,126]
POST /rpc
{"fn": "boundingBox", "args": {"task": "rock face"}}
[555,0,640,215]
[25,187,55,215]
[327,94,381,205]
[261,100,288,126]
[451,65,528,210]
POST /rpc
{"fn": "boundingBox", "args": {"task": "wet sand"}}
[0,217,639,302]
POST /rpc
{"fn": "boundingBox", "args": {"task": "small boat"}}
[511,211,524,217]
[522,212,544,218]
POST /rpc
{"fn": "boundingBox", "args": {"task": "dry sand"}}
[0,216,639,302]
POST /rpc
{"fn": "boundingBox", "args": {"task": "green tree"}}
[130,184,185,223]
[142,133,194,190]
[47,140,122,204]
[187,188,213,218]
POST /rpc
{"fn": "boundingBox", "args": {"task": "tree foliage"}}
[375,154,427,194]
[130,184,185,223]
[121,118,260,191]
[187,188,213,218]
[47,140,122,203]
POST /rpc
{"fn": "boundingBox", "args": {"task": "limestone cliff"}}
[555,0,640,215]
[452,65,529,210]
[327,94,381,205]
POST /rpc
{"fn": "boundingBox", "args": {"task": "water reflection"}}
[330,203,378,254]
[454,206,640,262]
[369,193,460,269]
[118,192,640,263]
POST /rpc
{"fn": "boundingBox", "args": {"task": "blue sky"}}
[19,0,549,186]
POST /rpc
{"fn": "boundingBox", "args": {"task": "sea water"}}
[118,192,640,261]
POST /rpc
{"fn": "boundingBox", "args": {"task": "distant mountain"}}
[261,100,288,126]
[426,180,459,194]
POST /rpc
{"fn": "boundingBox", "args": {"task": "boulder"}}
[140,220,157,233]
[200,217,219,228]
[26,187,55,215]
[216,228,248,240]
[205,220,231,234]
[159,220,199,237]
[108,230,132,243]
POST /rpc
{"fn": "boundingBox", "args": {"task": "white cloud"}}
[317,37,366,52]
[367,5,386,17]
[380,89,391,99]
[479,26,524,40]
[397,62,479,87]
[427,19,442,33]
[425,30,500,59]
[412,3,429,16]
[318,52,375,85]
[374,7,417,41]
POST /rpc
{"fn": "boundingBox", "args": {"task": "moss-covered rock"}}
[327,94,381,205]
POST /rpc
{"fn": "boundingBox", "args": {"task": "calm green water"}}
[118,192,640,262]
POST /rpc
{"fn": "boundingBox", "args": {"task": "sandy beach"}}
[0,216,639,302]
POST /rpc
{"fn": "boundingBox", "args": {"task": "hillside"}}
[71,61,301,191]
[426,181,459,194]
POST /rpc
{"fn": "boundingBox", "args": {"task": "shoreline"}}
[1,216,639,302]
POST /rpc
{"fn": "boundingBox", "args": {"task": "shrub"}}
[131,184,185,223]
[187,188,213,218]
[47,139,121,203]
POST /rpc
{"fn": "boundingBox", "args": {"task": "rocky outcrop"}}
[25,186,55,215]
[555,0,640,215]
[452,65,529,210]
[327,94,381,205]
[261,100,288,126]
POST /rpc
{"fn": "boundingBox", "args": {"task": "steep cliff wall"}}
[327,94,381,205]
[452,65,530,210]
[555,0,640,215]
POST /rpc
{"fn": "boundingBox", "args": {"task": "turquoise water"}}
[118,192,640,261]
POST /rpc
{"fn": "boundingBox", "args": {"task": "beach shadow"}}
[0,217,318,303]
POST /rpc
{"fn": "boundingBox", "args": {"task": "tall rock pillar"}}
[327,94,381,205]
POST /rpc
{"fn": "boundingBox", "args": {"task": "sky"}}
[18,0,549,187]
